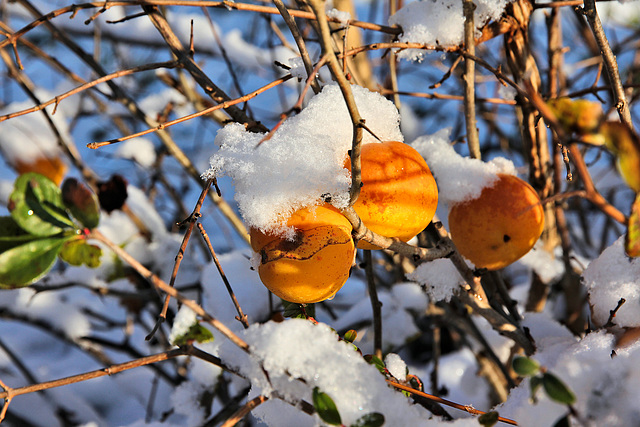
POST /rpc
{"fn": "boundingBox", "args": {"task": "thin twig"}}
[386,380,518,425]
[462,0,480,159]
[272,0,321,94]
[146,180,214,341]
[221,395,269,427]
[197,222,250,329]
[363,250,382,359]
[580,0,633,128]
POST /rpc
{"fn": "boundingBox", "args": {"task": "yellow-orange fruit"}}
[14,156,67,185]
[346,141,438,249]
[250,205,355,304]
[448,174,544,270]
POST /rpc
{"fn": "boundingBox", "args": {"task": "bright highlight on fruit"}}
[346,141,438,249]
[448,174,544,270]
[250,205,355,304]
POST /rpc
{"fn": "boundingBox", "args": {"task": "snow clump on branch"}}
[204,84,402,238]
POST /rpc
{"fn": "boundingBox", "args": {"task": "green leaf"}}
[542,373,576,405]
[478,411,499,427]
[529,376,543,403]
[172,323,214,346]
[512,356,540,377]
[0,237,67,288]
[0,216,38,252]
[59,238,102,268]
[351,412,385,427]
[625,192,640,258]
[312,387,342,425]
[61,178,100,229]
[9,173,73,236]
[364,354,387,375]
[282,300,315,319]
[344,329,357,343]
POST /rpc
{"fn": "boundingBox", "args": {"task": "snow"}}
[408,258,466,302]
[0,288,91,339]
[205,83,402,237]
[326,8,351,25]
[411,128,517,205]
[169,305,198,345]
[115,137,157,168]
[218,319,436,426]
[389,0,512,61]
[385,353,408,380]
[583,236,640,328]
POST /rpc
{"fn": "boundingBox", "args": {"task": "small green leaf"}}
[62,178,100,229]
[282,300,315,319]
[0,237,67,288]
[352,412,385,427]
[478,411,499,427]
[542,373,576,405]
[344,329,357,343]
[512,356,540,377]
[552,414,571,427]
[9,173,73,236]
[59,238,102,268]
[364,354,387,375]
[312,387,342,425]
[625,192,640,257]
[529,376,543,403]
[172,323,214,346]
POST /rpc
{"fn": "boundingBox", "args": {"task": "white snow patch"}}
[407,258,465,302]
[326,8,351,24]
[218,319,436,426]
[205,84,402,237]
[411,128,516,205]
[384,353,407,380]
[583,236,640,328]
[389,0,512,61]
[115,137,157,168]
[169,305,198,345]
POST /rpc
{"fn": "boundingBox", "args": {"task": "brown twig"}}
[580,0,633,129]
[462,0,480,159]
[272,0,321,94]
[146,180,214,341]
[221,395,269,427]
[386,380,518,425]
[197,222,250,329]
[363,250,382,359]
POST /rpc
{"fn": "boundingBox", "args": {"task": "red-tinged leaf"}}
[97,175,128,213]
[62,178,100,229]
[59,238,102,268]
[0,237,67,289]
[625,193,640,258]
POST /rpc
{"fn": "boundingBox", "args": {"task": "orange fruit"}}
[448,174,544,270]
[14,155,67,185]
[250,205,355,304]
[345,141,438,249]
